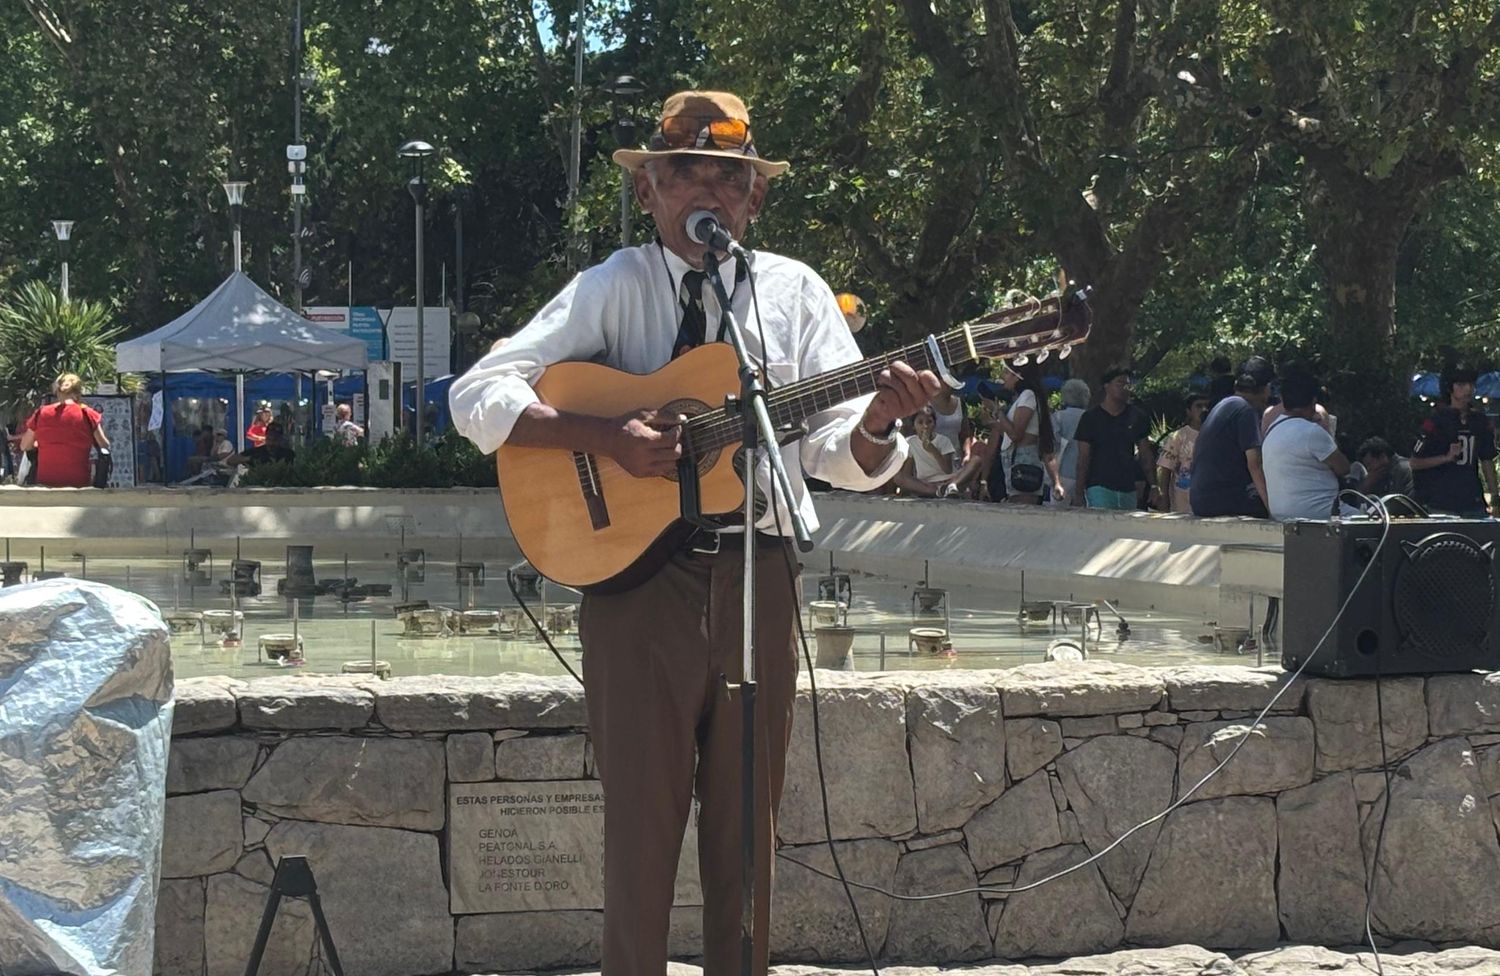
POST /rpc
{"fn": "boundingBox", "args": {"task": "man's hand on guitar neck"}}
[856,361,943,474]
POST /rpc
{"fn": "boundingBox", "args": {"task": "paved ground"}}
[499,943,1500,975]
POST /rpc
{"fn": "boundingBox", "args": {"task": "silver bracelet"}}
[855,416,902,447]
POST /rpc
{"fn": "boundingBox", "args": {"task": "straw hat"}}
[612,90,789,179]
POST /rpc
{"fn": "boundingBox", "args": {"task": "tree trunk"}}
[1302,164,1415,351]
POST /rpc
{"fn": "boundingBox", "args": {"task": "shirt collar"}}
[657,240,743,302]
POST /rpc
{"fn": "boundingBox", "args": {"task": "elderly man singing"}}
[450,90,940,974]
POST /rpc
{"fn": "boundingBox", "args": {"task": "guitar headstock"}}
[958,284,1094,367]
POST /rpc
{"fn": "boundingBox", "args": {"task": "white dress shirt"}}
[448,242,907,536]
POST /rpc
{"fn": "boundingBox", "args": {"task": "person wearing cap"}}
[449,90,940,975]
[1190,356,1273,517]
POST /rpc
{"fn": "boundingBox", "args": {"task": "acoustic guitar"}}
[496,289,1093,592]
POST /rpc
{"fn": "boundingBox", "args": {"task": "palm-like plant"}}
[0,281,122,419]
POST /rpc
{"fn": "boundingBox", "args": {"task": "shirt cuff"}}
[803,411,909,491]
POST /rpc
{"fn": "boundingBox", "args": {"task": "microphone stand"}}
[700,249,813,976]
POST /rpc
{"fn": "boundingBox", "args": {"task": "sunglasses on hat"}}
[652,115,753,151]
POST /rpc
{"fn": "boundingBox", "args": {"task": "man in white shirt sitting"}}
[1263,370,1353,521]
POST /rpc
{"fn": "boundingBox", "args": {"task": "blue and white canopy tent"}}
[115,271,369,477]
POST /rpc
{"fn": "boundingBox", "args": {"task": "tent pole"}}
[236,373,246,454]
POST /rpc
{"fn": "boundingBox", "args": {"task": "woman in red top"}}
[246,406,273,448]
[19,373,110,488]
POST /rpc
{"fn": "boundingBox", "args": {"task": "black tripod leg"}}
[242,889,283,976]
[306,890,346,976]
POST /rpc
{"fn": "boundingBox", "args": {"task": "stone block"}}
[1179,710,1217,722]
[204,873,314,976]
[494,732,588,781]
[1126,796,1279,948]
[1143,711,1179,726]
[372,674,587,731]
[1148,726,1183,749]
[266,821,453,976]
[997,662,1164,717]
[978,864,1017,900]
[1362,738,1500,942]
[1116,713,1144,729]
[1353,771,1388,804]
[162,790,242,878]
[447,731,496,782]
[906,679,1006,833]
[668,905,701,960]
[1428,672,1500,736]
[1054,735,1176,905]
[1306,677,1428,771]
[154,878,205,976]
[780,680,916,843]
[1276,772,1366,944]
[1177,717,1315,801]
[167,736,259,794]
[1059,715,1119,738]
[1037,946,1245,974]
[1479,745,1500,797]
[884,843,991,962]
[236,675,374,730]
[1058,810,1082,845]
[231,850,274,886]
[772,839,900,961]
[243,816,271,848]
[173,676,245,735]
[905,830,964,852]
[991,844,1123,958]
[456,911,603,971]
[242,736,445,830]
[964,771,1061,871]
[1006,718,1062,780]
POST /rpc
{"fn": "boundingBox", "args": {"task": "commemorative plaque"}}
[449,780,702,913]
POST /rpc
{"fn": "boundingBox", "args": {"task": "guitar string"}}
[576,302,1078,492]
[682,306,1075,454]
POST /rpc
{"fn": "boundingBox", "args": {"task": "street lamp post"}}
[222,182,248,271]
[399,139,435,447]
[51,220,74,301]
[222,181,250,452]
[604,75,646,248]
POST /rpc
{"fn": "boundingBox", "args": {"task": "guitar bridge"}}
[573,452,611,530]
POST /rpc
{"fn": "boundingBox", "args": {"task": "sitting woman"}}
[890,405,962,498]
[986,362,1064,505]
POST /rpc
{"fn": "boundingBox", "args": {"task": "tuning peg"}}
[1012,354,1030,367]
[1058,345,1073,360]
[1036,349,1051,363]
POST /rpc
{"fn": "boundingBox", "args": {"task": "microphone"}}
[686,210,749,259]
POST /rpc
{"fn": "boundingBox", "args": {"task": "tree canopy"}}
[2,0,1499,444]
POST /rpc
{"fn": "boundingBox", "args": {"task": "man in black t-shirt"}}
[1411,368,1499,518]
[1190,359,1272,517]
[1071,368,1155,510]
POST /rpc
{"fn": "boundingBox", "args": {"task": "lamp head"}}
[604,74,646,99]
[222,181,249,207]
[51,220,74,242]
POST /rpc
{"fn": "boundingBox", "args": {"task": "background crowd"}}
[886,357,1498,523]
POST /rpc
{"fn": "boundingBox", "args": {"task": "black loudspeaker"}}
[1281,518,1500,677]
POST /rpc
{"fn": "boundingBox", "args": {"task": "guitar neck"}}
[763,331,972,432]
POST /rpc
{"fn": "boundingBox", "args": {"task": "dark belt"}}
[683,529,788,555]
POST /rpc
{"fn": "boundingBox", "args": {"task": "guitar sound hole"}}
[660,397,721,483]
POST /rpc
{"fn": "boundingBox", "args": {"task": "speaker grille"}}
[1393,533,1496,662]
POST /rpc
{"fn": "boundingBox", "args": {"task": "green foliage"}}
[0,281,122,418]
[239,430,497,488]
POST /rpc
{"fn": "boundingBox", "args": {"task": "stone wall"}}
[155,665,1500,975]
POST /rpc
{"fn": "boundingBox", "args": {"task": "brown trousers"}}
[579,540,800,976]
